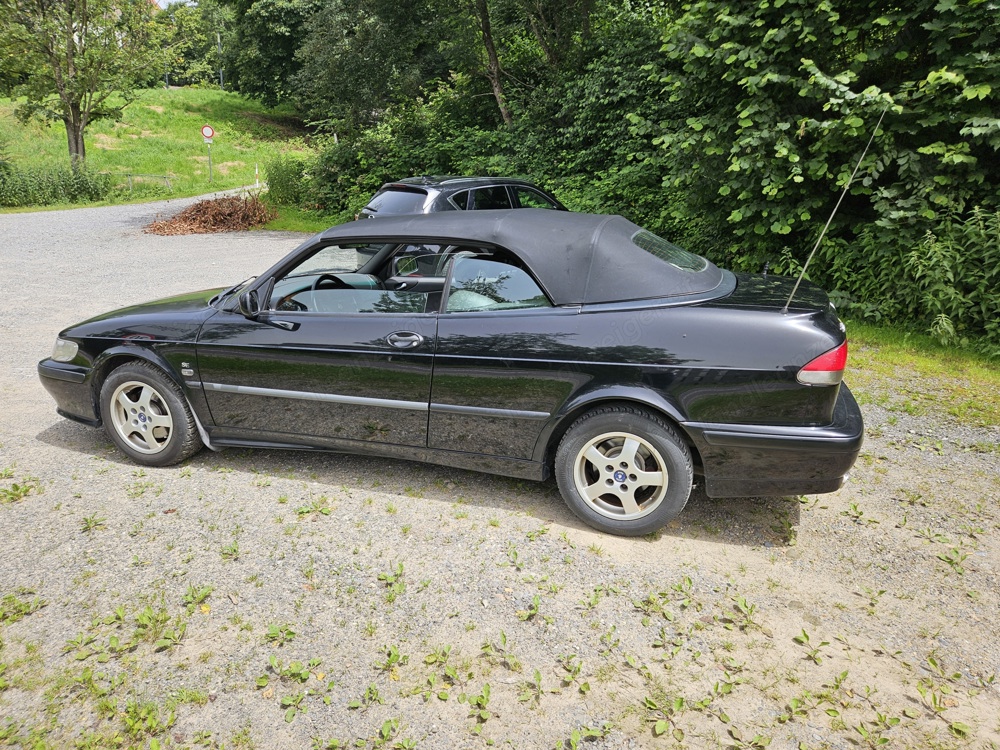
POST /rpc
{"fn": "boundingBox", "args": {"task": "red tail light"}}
[797,341,848,386]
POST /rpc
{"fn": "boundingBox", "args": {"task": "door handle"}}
[386,331,424,349]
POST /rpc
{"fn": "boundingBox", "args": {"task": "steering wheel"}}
[311,273,351,291]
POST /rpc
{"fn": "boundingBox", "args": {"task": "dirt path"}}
[0,200,997,749]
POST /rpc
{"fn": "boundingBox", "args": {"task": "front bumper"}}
[683,384,864,498]
[38,359,100,426]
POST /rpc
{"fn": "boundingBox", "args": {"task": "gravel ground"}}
[0,197,998,749]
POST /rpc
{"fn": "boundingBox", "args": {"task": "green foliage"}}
[0,165,111,207]
[156,0,234,88]
[825,208,1000,352]
[0,0,163,163]
[263,154,309,206]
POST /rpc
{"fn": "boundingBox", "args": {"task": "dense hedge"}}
[0,164,111,207]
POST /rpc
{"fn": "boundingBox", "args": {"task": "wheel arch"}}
[87,348,187,426]
[536,388,703,476]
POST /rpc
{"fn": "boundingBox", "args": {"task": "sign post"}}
[201,125,215,183]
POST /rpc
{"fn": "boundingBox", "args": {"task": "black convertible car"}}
[39,210,863,536]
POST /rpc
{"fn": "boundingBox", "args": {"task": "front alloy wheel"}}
[100,361,202,466]
[556,405,693,536]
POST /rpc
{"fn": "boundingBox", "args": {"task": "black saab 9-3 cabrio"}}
[39,210,863,536]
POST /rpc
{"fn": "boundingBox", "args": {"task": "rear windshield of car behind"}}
[366,188,428,215]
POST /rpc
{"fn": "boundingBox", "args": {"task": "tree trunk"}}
[64,113,87,169]
[473,0,513,127]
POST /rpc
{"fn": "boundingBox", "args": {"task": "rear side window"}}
[512,186,558,209]
[446,255,551,312]
[631,230,708,272]
[365,188,428,215]
[450,190,470,210]
[470,187,513,210]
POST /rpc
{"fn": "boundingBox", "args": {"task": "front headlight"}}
[52,338,79,362]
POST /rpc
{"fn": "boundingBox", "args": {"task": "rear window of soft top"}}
[631,230,708,272]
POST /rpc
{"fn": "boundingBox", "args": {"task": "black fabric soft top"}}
[320,209,726,306]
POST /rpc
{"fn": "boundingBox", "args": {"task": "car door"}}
[195,243,437,448]
[429,251,586,460]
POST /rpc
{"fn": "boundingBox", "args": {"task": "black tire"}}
[99,361,202,467]
[555,405,693,536]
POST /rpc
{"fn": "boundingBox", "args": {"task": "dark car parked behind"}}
[358,176,566,219]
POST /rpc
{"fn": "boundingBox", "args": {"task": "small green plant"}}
[296,497,332,518]
[727,726,771,748]
[793,629,830,664]
[265,624,296,646]
[280,691,306,722]
[481,631,521,671]
[221,541,240,561]
[81,514,107,533]
[378,562,406,603]
[154,623,187,651]
[518,668,557,706]
[0,480,39,503]
[855,711,900,748]
[644,695,685,741]
[375,645,409,675]
[936,547,968,574]
[516,594,542,622]
[182,584,214,613]
[348,682,383,710]
[460,683,492,734]
[732,596,760,630]
[134,606,171,643]
[557,654,590,694]
[0,592,46,623]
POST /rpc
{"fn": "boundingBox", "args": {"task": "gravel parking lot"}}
[0,197,998,749]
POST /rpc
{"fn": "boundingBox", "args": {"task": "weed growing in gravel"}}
[297,497,332,518]
[348,682,384,710]
[378,562,406,603]
[936,546,968,574]
[460,683,493,735]
[481,631,521,672]
[0,476,41,503]
[265,624,296,646]
[182,584,214,613]
[220,541,240,561]
[154,622,187,651]
[793,630,830,664]
[81,514,107,533]
[0,591,46,623]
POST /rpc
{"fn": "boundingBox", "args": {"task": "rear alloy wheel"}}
[99,361,202,466]
[555,406,692,536]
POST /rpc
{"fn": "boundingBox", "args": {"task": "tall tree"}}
[221,0,321,106]
[0,0,160,165]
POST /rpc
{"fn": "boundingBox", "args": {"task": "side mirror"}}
[237,278,274,319]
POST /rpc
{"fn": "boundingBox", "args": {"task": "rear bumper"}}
[38,359,100,426]
[683,384,864,498]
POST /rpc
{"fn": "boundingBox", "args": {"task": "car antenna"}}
[782,103,889,314]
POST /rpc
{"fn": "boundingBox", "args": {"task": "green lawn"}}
[0,87,312,199]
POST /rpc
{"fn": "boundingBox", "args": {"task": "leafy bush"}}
[823,208,1000,354]
[264,154,309,206]
[0,165,111,207]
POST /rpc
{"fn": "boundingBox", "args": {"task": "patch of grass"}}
[1,88,312,205]
[846,321,1000,428]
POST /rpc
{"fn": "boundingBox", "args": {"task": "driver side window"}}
[269,243,431,314]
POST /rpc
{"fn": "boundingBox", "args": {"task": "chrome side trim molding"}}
[430,403,550,421]
[202,382,428,412]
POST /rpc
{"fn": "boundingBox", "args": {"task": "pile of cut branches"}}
[146,194,276,235]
